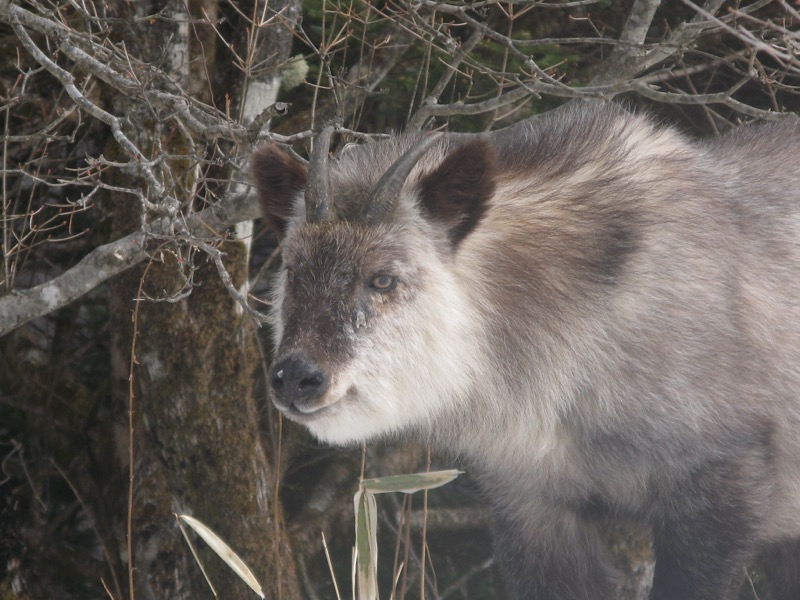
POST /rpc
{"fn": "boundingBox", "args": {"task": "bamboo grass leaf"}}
[360,470,463,495]
[353,489,379,600]
[178,514,265,599]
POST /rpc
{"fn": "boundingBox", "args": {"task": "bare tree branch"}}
[8,6,172,211]
[0,0,292,147]
[0,192,261,336]
[408,85,535,129]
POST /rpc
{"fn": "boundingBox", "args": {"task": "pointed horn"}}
[305,126,335,222]
[362,133,442,225]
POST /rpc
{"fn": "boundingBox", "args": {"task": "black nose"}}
[270,354,329,412]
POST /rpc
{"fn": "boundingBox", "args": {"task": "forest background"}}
[1,0,799,598]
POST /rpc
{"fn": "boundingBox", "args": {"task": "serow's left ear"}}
[418,138,497,247]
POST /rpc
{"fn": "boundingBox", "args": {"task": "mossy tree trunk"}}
[118,246,298,600]
[106,0,302,597]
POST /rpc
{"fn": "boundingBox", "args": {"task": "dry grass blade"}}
[176,515,218,597]
[178,514,265,599]
[321,531,343,600]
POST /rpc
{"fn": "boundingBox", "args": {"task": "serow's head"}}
[251,129,496,445]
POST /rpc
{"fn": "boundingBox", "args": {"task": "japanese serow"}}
[251,103,800,600]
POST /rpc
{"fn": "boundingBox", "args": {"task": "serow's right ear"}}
[251,144,308,239]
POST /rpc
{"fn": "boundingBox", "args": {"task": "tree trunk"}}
[106,0,301,597]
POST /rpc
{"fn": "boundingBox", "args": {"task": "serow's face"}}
[269,222,458,444]
[252,133,496,445]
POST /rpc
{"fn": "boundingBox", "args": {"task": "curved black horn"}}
[305,126,335,222]
[363,133,442,225]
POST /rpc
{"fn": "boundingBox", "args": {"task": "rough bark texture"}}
[103,1,301,597]
[133,246,297,599]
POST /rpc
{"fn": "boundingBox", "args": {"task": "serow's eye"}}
[369,274,396,292]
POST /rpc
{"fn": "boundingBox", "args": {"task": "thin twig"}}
[8,9,171,211]
[0,192,262,336]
